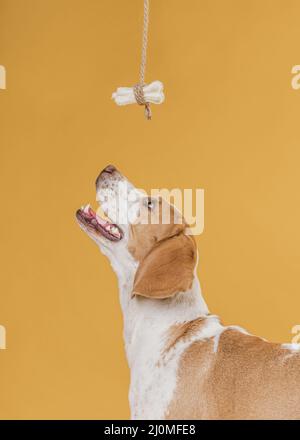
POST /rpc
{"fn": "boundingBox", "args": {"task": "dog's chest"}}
[127,319,209,420]
[128,332,181,420]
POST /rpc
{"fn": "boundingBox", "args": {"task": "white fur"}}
[213,330,223,354]
[281,343,300,352]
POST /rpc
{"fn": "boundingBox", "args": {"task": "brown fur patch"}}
[164,317,208,354]
[132,234,196,299]
[166,329,300,419]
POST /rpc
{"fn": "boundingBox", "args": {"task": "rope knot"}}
[133,83,152,120]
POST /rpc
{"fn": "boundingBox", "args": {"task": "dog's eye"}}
[145,198,155,210]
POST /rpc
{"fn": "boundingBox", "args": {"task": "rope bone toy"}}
[112,0,165,120]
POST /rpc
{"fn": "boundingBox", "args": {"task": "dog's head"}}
[76,165,197,299]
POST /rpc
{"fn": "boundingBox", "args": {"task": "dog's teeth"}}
[83,204,90,213]
[111,226,119,235]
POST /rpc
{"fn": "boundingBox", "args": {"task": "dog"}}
[76,165,300,420]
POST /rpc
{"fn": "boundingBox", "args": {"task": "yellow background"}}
[1,0,300,419]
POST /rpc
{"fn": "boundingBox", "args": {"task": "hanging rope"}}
[112,0,165,120]
[134,0,151,119]
[139,0,149,86]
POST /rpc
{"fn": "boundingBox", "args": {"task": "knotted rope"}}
[133,83,152,120]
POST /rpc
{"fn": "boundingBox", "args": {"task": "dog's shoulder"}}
[166,324,300,419]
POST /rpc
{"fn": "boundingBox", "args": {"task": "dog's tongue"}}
[79,204,122,240]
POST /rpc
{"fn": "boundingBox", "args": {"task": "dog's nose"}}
[95,164,117,187]
[102,164,116,174]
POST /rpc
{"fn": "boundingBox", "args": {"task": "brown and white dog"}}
[76,165,300,420]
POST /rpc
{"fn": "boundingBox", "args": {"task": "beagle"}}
[76,165,300,420]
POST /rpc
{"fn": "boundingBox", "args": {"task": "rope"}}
[139,0,149,85]
[134,0,151,120]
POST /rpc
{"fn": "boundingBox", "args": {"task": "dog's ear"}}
[132,234,196,299]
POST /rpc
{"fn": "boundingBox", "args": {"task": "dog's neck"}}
[100,243,209,366]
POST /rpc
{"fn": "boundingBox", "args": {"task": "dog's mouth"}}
[76,204,123,242]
